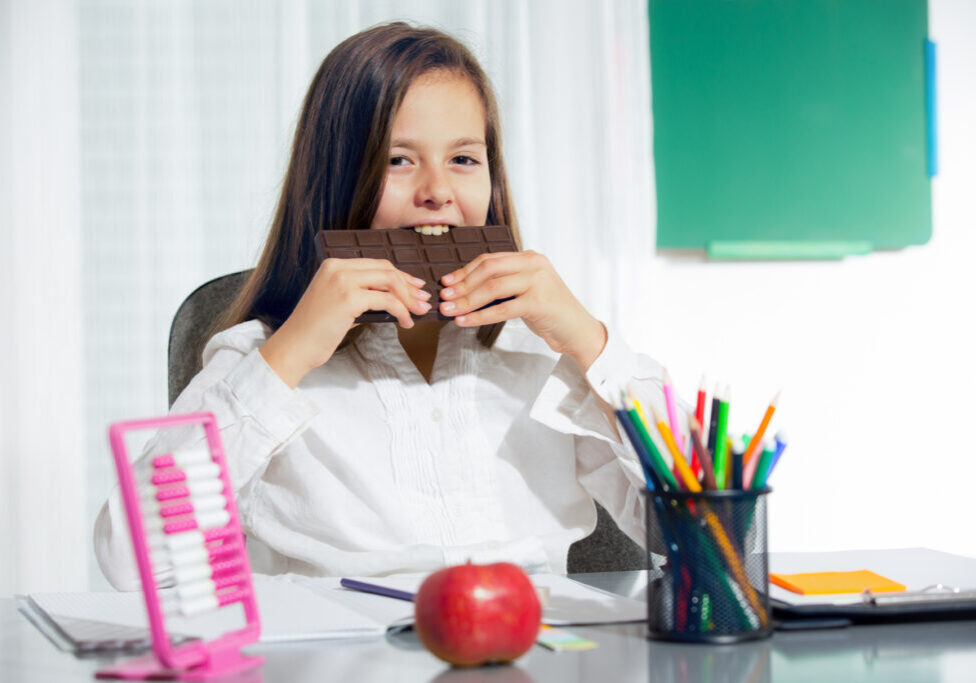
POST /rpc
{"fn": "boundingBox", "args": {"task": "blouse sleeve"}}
[93,320,319,590]
[528,325,673,551]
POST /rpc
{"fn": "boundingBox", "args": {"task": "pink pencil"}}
[662,368,686,459]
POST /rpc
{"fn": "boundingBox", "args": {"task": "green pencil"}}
[624,397,678,490]
[751,441,776,489]
[712,386,730,489]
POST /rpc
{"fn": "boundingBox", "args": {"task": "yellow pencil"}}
[631,394,673,468]
[650,405,701,492]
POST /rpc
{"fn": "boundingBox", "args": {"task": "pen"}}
[340,578,415,602]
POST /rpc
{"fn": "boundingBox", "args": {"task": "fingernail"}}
[441,301,455,313]
[455,315,467,324]
[409,275,426,287]
[415,288,431,300]
[441,287,454,298]
[442,273,455,285]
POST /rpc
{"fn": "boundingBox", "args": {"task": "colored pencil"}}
[741,391,780,485]
[761,432,788,485]
[662,368,686,457]
[712,386,730,489]
[692,375,707,477]
[706,383,721,455]
[623,396,678,490]
[631,395,672,468]
[750,439,776,489]
[614,406,661,491]
[650,405,701,492]
[688,417,718,490]
[731,439,744,490]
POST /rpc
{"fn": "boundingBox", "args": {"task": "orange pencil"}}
[742,391,781,484]
[650,405,701,492]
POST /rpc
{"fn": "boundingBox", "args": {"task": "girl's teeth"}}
[414,225,451,235]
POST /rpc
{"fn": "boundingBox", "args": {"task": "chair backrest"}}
[168,270,252,406]
[166,269,647,572]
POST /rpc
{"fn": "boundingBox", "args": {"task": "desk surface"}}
[4,571,976,683]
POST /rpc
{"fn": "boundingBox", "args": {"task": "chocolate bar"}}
[314,226,518,322]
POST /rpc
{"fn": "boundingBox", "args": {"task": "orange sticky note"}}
[770,570,906,595]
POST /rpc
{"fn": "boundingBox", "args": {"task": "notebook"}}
[21,572,646,654]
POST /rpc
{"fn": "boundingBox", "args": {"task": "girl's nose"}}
[417,167,452,208]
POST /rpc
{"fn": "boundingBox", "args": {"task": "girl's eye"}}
[389,155,411,167]
[452,155,480,166]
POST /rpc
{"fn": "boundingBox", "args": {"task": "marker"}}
[742,391,781,485]
[713,386,731,489]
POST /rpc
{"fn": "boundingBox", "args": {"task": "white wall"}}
[620,0,976,558]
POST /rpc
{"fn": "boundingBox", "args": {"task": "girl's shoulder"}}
[201,319,273,364]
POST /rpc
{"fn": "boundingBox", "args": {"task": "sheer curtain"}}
[0,0,654,594]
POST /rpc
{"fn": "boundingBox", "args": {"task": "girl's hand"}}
[439,251,607,372]
[261,258,432,387]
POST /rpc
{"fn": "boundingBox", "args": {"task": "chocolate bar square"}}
[314,226,519,322]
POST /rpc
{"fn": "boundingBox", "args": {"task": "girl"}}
[95,22,666,590]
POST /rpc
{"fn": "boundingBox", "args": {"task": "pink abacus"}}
[95,412,262,681]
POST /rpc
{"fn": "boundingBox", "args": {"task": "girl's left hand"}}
[439,250,607,372]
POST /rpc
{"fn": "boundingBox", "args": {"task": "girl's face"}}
[371,71,491,231]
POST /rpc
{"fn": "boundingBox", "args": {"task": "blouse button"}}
[431,409,442,422]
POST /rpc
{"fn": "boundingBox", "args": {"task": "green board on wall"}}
[649,0,933,259]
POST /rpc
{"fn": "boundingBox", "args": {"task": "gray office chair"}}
[167,271,647,573]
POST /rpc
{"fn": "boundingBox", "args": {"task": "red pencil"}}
[692,374,707,477]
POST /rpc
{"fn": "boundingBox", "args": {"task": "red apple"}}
[414,562,542,667]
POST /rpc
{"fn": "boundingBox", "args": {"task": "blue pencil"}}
[615,407,662,490]
[340,578,415,602]
[759,432,788,486]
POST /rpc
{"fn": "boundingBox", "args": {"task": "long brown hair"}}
[217,22,519,349]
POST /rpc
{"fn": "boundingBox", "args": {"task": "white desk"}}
[5,570,976,682]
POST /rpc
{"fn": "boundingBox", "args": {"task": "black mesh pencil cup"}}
[643,488,772,643]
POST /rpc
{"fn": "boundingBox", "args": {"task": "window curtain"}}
[0,0,654,594]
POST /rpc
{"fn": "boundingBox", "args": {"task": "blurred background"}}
[1,0,973,595]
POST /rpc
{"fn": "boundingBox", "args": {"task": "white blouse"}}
[94,318,666,591]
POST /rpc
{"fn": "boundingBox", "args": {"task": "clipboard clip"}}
[861,584,976,606]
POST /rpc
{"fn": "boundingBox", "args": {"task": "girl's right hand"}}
[260,258,432,387]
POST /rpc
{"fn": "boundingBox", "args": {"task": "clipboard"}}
[769,548,976,630]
